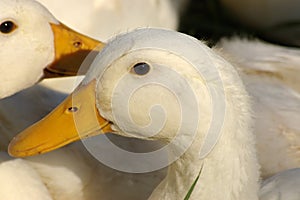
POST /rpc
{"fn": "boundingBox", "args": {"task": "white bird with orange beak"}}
[0,0,104,145]
[0,0,103,99]
[10,28,300,200]
[0,0,107,199]
[9,28,261,200]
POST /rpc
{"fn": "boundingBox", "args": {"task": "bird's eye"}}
[131,62,150,75]
[0,21,17,34]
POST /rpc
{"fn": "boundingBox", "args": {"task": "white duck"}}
[36,0,189,40]
[216,38,300,178]
[0,0,108,199]
[0,0,103,99]
[0,0,105,149]
[1,79,165,200]
[9,28,262,200]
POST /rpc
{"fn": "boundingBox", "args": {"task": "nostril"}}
[68,107,78,112]
[73,41,82,48]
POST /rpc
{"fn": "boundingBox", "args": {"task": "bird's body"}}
[0,153,52,200]
[260,168,300,200]
[216,38,300,178]
[37,0,188,40]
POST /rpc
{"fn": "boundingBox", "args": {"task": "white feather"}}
[216,38,300,178]
[0,0,58,98]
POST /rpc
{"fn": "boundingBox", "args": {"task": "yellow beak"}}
[44,23,105,77]
[8,80,112,157]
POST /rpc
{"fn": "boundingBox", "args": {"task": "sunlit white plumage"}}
[0,0,57,98]
[0,0,100,147]
[11,28,264,199]
[0,0,178,199]
[0,0,101,99]
[12,28,300,200]
[216,38,300,178]
[1,0,298,197]
[0,152,52,200]
[83,28,262,200]
[1,79,165,200]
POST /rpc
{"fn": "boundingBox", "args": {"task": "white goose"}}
[9,28,262,200]
[216,37,300,178]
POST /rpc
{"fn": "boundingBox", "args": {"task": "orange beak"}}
[8,80,112,157]
[44,23,105,77]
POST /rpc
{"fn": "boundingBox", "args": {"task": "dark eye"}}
[68,107,78,113]
[0,21,17,34]
[132,62,150,75]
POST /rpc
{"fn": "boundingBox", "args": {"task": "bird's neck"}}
[150,118,260,200]
[149,59,260,199]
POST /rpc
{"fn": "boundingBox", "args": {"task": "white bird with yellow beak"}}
[0,0,104,145]
[9,28,262,200]
[0,0,103,99]
[0,0,109,199]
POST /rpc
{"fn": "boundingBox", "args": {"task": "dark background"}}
[178,0,300,47]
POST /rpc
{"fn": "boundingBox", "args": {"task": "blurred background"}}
[37,0,300,47]
[179,0,300,47]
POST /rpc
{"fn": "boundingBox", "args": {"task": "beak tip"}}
[8,140,21,157]
[8,136,35,158]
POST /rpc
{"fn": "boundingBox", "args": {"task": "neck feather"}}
[149,54,260,200]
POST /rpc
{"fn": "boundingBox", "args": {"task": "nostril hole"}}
[73,41,82,48]
[68,107,78,112]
